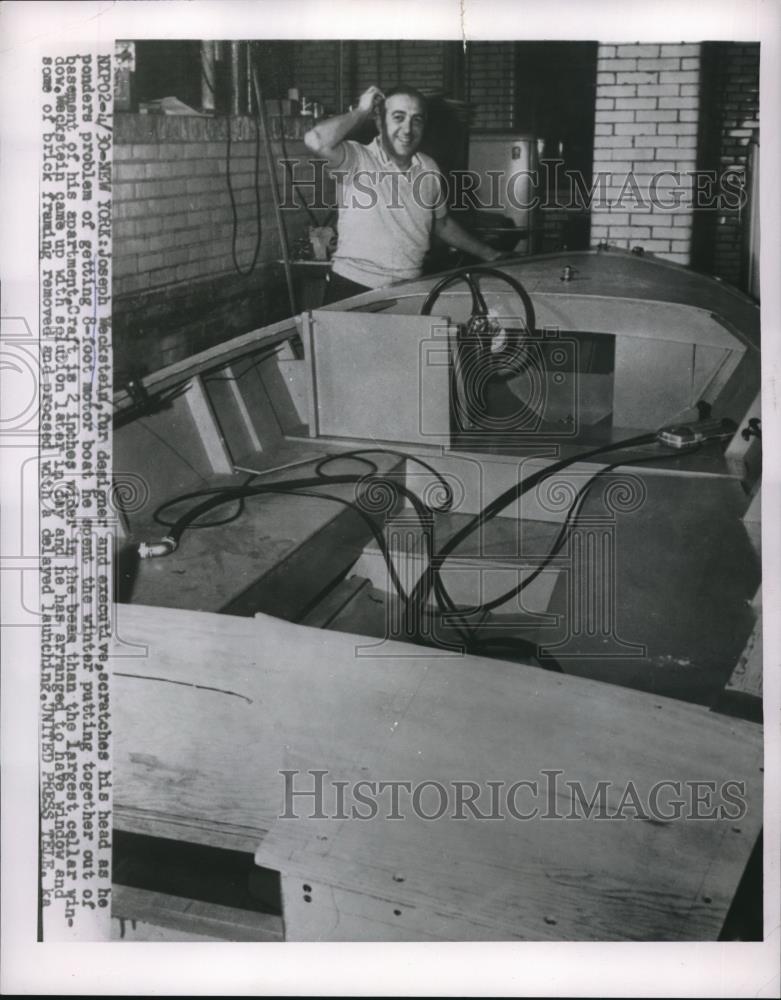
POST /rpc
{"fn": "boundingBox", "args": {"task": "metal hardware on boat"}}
[138,536,178,559]
[741,418,761,441]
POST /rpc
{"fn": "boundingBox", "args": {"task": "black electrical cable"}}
[240,482,419,603]
[407,432,659,625]
[442,442,705,623]
[154,473,257,529]
[157,480,408,598]
[313,448,465,639]
[277,98,321,228]
[314,453,379,478]
[152,472,439,606]
[434,444,701,671]
[160,474,426,546]
[146,437,710,670]
[409,434,695,659]
[226,103,263,276]
[314,449,455,512]
[112,380,193,429]
[436,443,704,670]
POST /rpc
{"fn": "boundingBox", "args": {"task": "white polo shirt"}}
[330,137,448,289]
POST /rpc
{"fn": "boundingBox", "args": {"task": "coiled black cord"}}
[406,433,659,628]
[149,439,700,672]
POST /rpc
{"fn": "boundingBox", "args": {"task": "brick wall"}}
[399,41,449,92]
[290,41,341,113]
[352,40,446,95]
[112,114,319,379]
[468,43,515,131]
[289,40,512,129]
[694,42,760,289]
[590,43,701,263]
[289,40,447,115]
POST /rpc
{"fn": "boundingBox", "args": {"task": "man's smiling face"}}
[377,93,426,167]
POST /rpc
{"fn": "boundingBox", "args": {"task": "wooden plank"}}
[112,885,283,942]
[535,295,751,352]
[277,873,519,942]
[228,369,265,453]
[299,576,371,629]
[302,311,319,439]
[112,314,301,414]
[220,503,385,620]
[724,613,763,701]
[112,805,265,855]
[183,376,233,474]
[111,917,215,942]
[112,603,763,942]
[201,369,259,461]
[352,511,561,616]
[252,354,307,438]
[224,357,288,453]
[272,359,310,432]
[695,344,742,406]
[233,440,328,478]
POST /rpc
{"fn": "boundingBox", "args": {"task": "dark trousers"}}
[323,270,372,305]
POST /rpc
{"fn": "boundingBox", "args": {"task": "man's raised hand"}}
[358,85,385,115]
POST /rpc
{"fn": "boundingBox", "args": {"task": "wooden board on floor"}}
[113,602,763,942]
[125,447,403,617]
[111,885,283,943]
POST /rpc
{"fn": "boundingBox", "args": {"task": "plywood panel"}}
[183,376,233,473]
[311,311,453,444]
[536,295,751,351]
[113,390,217,526]
[612,338,695,429]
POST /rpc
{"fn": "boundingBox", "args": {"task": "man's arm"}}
[433,215,503,262]
[303,85,383,169]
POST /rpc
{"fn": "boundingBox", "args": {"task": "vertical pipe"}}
[252,67,298,317]
[245,41,254,115]
[200,40,215,114]
[337,40,344,112]
[230,41,241,117]
[348,41,358,107]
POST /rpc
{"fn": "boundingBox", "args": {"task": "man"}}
[304,85,502,302]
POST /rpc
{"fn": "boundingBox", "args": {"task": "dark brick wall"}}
[693,42,760,291]
[289,40,512,126]
[112,114,319,379]
[467,43,515,131]
[289,41,341,113]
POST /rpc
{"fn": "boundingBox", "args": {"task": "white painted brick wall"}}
[590,42,701,262]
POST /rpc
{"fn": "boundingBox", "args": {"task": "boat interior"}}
[111,249,763,942]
